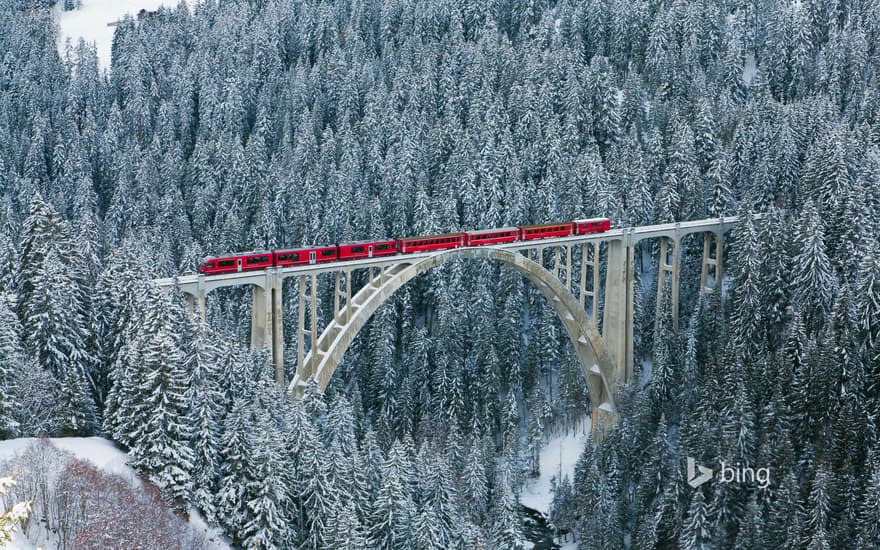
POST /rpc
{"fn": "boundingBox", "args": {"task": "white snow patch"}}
[53,0,193,71]
[189,508,233,550]
[52,436,140,480]
[0,436,137,483]
[519,417,591,515]
[7,529,39,550]
[743,52,757,86]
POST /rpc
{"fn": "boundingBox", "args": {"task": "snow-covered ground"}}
[519,417,591,515]
[53,0,193,70]
[0,437,229,550]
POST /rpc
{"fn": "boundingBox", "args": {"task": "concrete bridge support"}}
[602,232,635,388]
[250,270,284,385]
[296,274,319,384]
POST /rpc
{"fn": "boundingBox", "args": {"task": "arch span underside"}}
[289,246,619,433]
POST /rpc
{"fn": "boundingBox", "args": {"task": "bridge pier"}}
[602,232,635,388]
[251,270,284,385]
[296,274,319,384]
[182,275,207,324]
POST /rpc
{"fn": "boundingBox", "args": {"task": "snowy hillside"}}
[0,437,228,550]
[53,0,191,69]
[520,420,590,516]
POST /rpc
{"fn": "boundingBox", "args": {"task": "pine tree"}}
[806,464,832,548]
[680,489,710,550]
[299,406,335,549]
[731,214,764,361]
[651,280,679,408]
[791,201,838,333]
[17,193,68,325]
[855,242,880,359]
[188,328,225,522]
[461,439,489,524]
[491,482,526,550]
[217,397,256,545]
[242,411,290,550]
[857,451,880,547]
[0,295,22,438]
[129,317,194,509]
[30,250,96,435]
[371,440,416,549]
[324,499,368,550]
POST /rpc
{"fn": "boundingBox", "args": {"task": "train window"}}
[278,253,299,262]
[247,256,269,264]
[322,249,335,257]
[218,260,235,267]
[376,244,389,250]
[351,246,365,253]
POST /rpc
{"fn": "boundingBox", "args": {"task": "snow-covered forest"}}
[1,0,880,547]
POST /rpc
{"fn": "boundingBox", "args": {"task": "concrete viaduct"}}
[156,216,744,441]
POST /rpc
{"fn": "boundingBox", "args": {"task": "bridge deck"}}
[155,216,743,289]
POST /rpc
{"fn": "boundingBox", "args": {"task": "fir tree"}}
[129,319,194,509]
[791,201,838,333]
[0,295,22,438]
[371,440,416,549]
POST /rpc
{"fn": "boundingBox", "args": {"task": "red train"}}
[199,218,611,275]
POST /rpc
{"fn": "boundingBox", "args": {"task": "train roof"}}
[573,217,610,223]
[338,239,396,246]
[519,221,572,229]
[398,232,465,241]
[275,245,334,252]
[466,227,519,235]
[202,250,272,260]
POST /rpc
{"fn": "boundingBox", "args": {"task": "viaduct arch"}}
[289,246,619,435]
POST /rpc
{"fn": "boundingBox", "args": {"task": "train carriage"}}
[398,233,466,254]
[519,222,573,241]
[276,248,314,267]
[338,240,398,261]
[573,217,611,235]
[200,251,273,274]
[465,227,519,246]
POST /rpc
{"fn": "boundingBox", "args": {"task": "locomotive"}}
[199,218,611,275]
